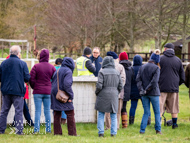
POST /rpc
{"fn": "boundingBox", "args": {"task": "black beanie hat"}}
[164,43,174,49]
[83,47,92,55]
[55,58,63,65]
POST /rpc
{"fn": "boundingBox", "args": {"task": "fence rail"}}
[55,52,190,62]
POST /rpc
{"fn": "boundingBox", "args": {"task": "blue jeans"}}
[61,111,67,119]
[130,99,151,117]
[140,96,161,133]
[97,111,117,135]
[33,94,51,133]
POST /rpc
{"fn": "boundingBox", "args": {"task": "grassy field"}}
[0,85,190,143]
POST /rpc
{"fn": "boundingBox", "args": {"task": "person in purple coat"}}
[51,57,77,136]
[29,49,56,133]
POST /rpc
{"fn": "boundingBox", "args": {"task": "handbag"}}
[56,69,69,103]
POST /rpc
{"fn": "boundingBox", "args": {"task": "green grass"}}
[1,85,190,143]
[73,68,77,76]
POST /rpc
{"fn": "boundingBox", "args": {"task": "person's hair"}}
[55,58,63,65]
[93,47,100,52]
[10,45,21,56]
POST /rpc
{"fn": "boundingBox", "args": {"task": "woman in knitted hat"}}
[119,52,133,128]
[136,49,162,134]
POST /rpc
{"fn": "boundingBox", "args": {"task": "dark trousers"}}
[129,99,139,116]
[121,101,127,112]
[54,110,77,136]
[13,99,34,126]
[0,95,24,134]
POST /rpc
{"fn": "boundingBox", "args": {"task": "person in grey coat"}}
[105,51,126,130]
[95,56,123,137]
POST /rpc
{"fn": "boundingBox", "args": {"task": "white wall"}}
[0,77,98,124]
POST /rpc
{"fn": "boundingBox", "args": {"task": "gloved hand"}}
[140,90,146,96]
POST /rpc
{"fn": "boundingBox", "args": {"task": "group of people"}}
[0,46,77,136]
[0,43,187,137]
[80,44,185,137]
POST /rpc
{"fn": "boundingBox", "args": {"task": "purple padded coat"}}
[29,49,56,95]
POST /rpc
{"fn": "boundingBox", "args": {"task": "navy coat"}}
[51,57,75,111]
[159,50,185,92]
[136,62,160,96]
[90,55,103,77]
[119,60,133,101]
[0,55,30,97]
[130,55,142,100]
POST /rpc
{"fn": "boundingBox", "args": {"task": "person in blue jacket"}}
[51,57,77,136]
[0,45,30,135]
[136,49,162,134]
[129,55,151,125]
[54,58,67,125]
[90,47,103,77]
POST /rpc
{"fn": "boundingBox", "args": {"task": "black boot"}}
[147,117,151,125]
[129,116,135,125]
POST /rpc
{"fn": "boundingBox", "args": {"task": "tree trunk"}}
[155,0,163,50]
[182,0,189,61]
[129,12,134,52]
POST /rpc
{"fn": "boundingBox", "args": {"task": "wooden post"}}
[1,42,3,58]
[145,53,148,61]
[22,42,24,58]
[182,53,185,62]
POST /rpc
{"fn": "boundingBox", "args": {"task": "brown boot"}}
[121,112,128,128]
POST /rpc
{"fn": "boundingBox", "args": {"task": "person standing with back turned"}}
[0,45,30,135]
[159,43,185,129]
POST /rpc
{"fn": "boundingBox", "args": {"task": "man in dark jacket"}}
[90,47,103,77]
[159,43,185,129]
[0,45,30,135]
[136,49,161,134]
[76,47,96,76]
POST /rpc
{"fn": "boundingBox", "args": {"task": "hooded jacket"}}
[51,57,75,111]
[159,50,185,92]
[130,55,142,99]
[95,56,123,113]
[119,60,133,101]
[29,49,56,94]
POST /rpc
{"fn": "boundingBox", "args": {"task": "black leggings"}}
[121,101,127,112]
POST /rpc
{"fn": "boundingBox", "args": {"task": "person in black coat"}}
[51,57,77,136]
[136,49,162,134]
[159,43,185,129]
[119,52,133,128]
